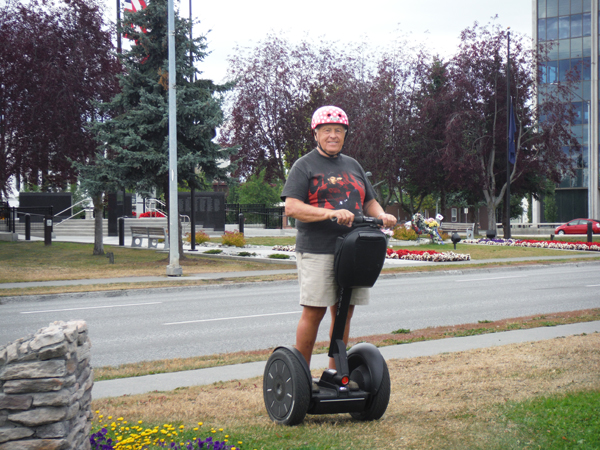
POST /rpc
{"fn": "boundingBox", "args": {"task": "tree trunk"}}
[92,193,104,255]
[486,199,498,236]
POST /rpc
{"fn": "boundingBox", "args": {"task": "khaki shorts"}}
[296,252,370,307]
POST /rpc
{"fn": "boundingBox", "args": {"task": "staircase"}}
[52,218,187,238]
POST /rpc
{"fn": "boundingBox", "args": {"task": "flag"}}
[124,0,147,13]
[122,0,147,40]
[508,97,516,165]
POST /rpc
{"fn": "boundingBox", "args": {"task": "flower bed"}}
[386,248,471,262]
[463,238,600,252]
[90,412,239,449]
[138,211,166,218]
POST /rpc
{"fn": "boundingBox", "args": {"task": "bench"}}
[440,222,477,239]
[130,226,169,249]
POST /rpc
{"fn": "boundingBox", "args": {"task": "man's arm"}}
[285,197,355,227]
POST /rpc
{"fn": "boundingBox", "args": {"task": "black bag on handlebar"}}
[333,224,387,289]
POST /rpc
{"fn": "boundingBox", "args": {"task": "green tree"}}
[238,170,282,207]
[86,0,233,255]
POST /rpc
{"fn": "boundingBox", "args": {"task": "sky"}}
[105,0,534,83]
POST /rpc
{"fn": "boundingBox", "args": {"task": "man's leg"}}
[328,304,354,370]
[296,305,327,366]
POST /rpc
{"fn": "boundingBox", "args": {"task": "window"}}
[558,0,570,15]
[559,16,570,39]
[583,12,591,35]
[451,208,457,222]
[547,0,558,16]
[559,59,571,81]
[539,0,547,18]
[571,14,583,37]
[538,18,547,40]
[547,60,558,82]
[547,16,559,40]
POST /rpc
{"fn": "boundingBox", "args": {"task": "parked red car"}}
[555,218,600,235]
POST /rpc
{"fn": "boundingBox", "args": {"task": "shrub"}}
[393,225,418,241]
[269,253,290,259]
[184,230,210,244]
[204,249,223,254]
[236,251,256,257]
[221,231,246,247]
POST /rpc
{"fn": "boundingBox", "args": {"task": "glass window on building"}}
[547,16,559,39]
[572,0,584,14]
[571,14,583,37]
[547,0,559,16]
[539,18,547,40]
[559,16,570,38]
[583,12,591,35]
[559,59,571,80]
[539,0,547,18]
[559,0,570,15]
[583,36,591,56]
[559,39,571,58]
[548,60,559,82]
[571,37,583,57]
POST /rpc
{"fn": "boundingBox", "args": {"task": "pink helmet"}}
[311,106,349,130]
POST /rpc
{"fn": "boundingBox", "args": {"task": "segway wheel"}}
[350,359,391,421]
[263,348,310,425]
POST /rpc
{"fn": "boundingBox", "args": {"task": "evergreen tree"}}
[87,0,233,255]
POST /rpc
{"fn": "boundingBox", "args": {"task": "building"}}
[533,0,600,222]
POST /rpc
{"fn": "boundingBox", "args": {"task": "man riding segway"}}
[263,106,396,425]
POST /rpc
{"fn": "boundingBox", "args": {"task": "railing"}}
[225,203,284,229]
[0,206,53,235]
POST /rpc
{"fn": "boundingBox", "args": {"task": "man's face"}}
[315,124,346,156]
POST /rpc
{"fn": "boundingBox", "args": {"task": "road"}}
[1,264,599,367]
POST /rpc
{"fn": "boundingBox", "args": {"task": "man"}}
[281,105,397,371]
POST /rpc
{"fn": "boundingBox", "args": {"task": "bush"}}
[393,226,418,241]
[184,230,210,244]
[204,249,223,254]
[221,231,246,247]
[269,253,290,259]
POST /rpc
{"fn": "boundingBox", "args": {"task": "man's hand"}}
[380,213,397,229]
[330,209,354,227]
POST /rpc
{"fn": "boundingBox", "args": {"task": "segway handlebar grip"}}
[330,215,383,226]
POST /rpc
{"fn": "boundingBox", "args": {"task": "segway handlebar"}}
[330,215,384,226]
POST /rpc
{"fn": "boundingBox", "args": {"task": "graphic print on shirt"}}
[308,171,366,214]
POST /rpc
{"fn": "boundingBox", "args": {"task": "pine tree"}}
[86,0,233,255]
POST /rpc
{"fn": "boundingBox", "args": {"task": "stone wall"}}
[0,321,93,450]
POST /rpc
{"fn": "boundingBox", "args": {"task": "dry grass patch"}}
[92,333,600,449]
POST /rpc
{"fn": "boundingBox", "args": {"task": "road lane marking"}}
[20,302,163,314]
[164,310,302,326]
[455,275,527,283]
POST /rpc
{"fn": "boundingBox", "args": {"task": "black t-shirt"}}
[281,149,376,254]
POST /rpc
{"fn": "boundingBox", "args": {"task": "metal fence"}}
[1,204,53,235]
[225,203,284,229]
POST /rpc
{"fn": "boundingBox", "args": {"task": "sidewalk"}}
[92,320,600,398]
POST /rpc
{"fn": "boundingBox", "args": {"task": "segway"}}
[263,216,390,425]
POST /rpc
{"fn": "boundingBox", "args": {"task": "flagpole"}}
[116,0,122,54]
[505,30,512,240]
[166,0,182,276]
